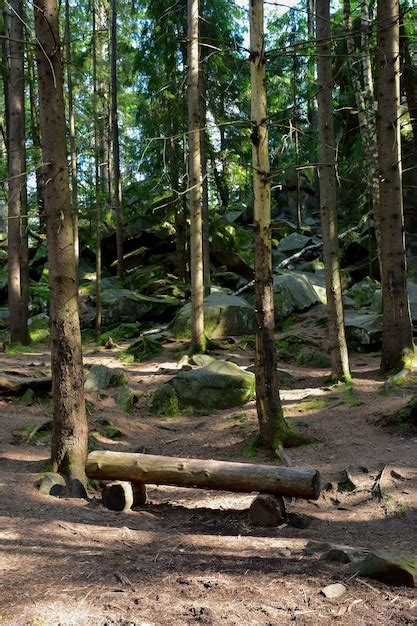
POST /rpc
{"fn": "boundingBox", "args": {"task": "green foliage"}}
[123,335,162,363]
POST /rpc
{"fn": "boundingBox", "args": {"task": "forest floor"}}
[0,313,416,625]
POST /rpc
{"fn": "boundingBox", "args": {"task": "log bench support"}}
[87,451,320,519]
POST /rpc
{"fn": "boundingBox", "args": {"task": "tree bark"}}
[87,451,321,500]
[33,0,88,495]
[110,0,124,277]
[376,0,414,372]
[187,0,205,353]
[316,0,351,381]
[250,0,295,455]
[5,0,29,344]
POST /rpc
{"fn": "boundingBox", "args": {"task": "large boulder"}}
[149,360,256,416]
[346,277,380,309]
[28,313,50,343]
[344,311,382,348]
[100,288,179,325]
[169,292,253,340]
[273,272,320,321]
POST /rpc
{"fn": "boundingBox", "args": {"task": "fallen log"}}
[86,451,321,500]
[0,375,52,396]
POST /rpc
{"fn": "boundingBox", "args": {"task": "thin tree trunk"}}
[343,0,381,262]
[33,0,88,495]
[400,10,417,151]
[250,0,295,457]
[5,0,28,344]
[64,0,79,270]
[187,0,205,353]
[377,0,414,373]
[27,44,46,233]
[110,0,124,277]
[316,0,351,381]
[93,0,102,338]
[199,56,210,296]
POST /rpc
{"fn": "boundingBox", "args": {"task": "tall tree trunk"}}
[377,0,414,373]
[399,11,417,151]
[64,0,79,270]
[199,55,210,296]
[316,0,351,381]
[5,0,29,344]
[33,0,88,495]
[343,0,381,272]
[27,44,46,233]
[250,0,294,457]
[187,0,205,353]
[93,0,102,338]
[110,0,124,277]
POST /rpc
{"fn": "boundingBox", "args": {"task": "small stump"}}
[249,493,287,527]
[102,481,147,511]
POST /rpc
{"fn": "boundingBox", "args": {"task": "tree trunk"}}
[5,0,29,344]
[343,0,381,273]
[33,0,88,495]
[87,451,321,500]
[27,44,46,233]
[64,0,79,270]
[376,0,414,373]
[316,0,351,381]
[250,0,296,456]
[110,0,124,277]
[187,0,205,353]
[93,0,102,338]
[199,56,211,296]
[399,11,417,151]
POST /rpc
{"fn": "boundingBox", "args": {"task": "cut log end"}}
[102,480,147,511]
[249,493,287,527]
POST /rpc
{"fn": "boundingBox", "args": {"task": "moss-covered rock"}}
[349,552,417,587]
[116,386,137,415]
[273,272,320,321]
[99,323,141,345]
[169,293,253,340]
[149,360,256,416]
[28,313,50,343]
[84,364,129,393]
[346,276,380,309]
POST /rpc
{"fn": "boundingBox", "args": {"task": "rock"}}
[28,313,50,343]
[324,545,368,564]
[169,293,253,340]
[99,323,141,345]
[346,277,380,309]
[320,583,347,599]
[85,364,128,393]
[249,493,287,527]
[349,551,417,587]
[17,388,34,406]
[38,472,66,497]
[116,386,137,415]
[149,360,256,416]
[344,312,382,348]
[296,348,331,368]
[287,512,310,529]
[273,271,320,321]
[190,354,217,367]
[245,366,294,387]
[276,233,319,256]
[126,335,162,362]
[100,288,179,325]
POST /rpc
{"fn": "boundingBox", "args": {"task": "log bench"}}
[86,451,321,523]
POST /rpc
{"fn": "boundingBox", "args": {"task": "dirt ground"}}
[0,318,416,625]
